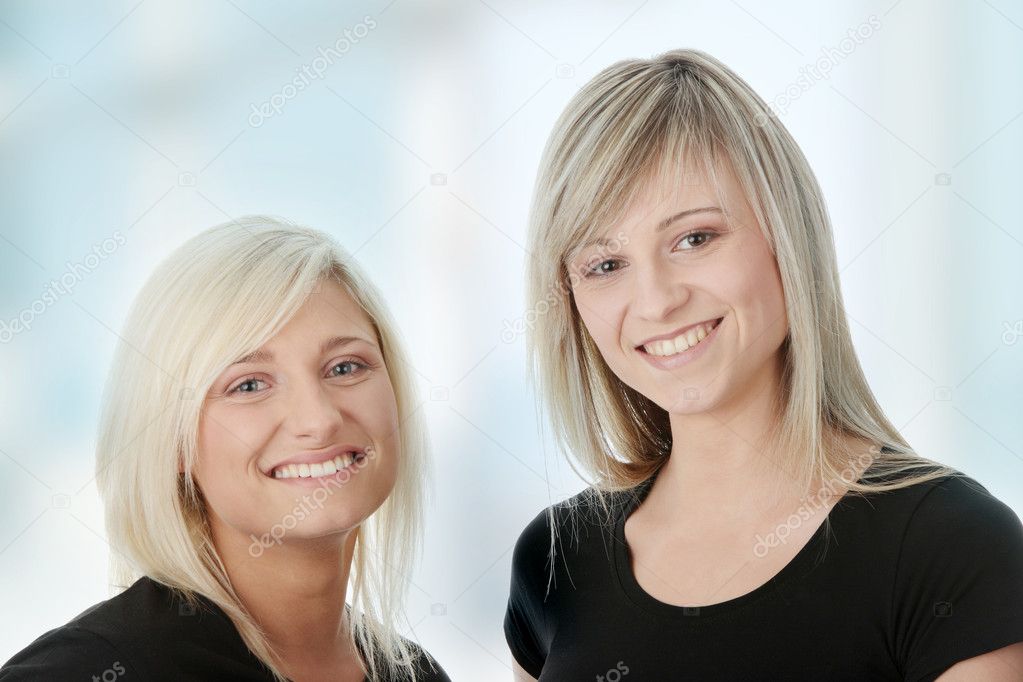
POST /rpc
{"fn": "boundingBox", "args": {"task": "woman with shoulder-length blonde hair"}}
[0,217,450,682]
[504,49,1023,681]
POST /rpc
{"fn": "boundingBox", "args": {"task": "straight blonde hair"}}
[525,48,963,523]
[95,216,430,681]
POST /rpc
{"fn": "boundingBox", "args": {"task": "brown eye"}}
[584,258,624,278]
[675,230,716,250]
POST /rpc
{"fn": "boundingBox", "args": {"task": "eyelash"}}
[228,359,372,395]
[581,229,718,278]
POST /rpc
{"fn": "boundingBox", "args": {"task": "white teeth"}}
[271,452,360,479]
[643,319,719,357]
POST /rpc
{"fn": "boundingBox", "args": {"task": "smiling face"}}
[567,156,789,416]
[194,277,400,552]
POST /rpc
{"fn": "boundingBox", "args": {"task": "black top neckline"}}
[612,456,884,621]
[0,574,450,681]
[142,577,371,682]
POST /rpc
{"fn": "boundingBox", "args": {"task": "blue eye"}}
[228,359,371,395]
[230,377,266,394]
[329,360,368,377]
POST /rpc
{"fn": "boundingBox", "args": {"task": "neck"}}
[646,352,875,530]
[649,350,803,526]
[211,520,361,668]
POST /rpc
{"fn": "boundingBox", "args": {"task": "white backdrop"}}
[1,1,1022,680]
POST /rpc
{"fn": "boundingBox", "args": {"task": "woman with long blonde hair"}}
[0,217,449,681]
[504,49,1023,681]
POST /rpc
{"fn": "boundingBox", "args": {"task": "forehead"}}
[568,156,742,259]
[278,278,376,340]
[623,155,737,223]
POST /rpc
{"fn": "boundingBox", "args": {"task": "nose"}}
[285,377,343,441]
[632,259,689,322]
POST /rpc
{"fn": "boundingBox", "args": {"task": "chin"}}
[294,520,365,542]
[656,387,711,415]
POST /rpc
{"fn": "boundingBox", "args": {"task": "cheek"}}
[358,378,401,443]
[193,408,262,511]
[714,240,788,357]
[574,291,624,349]
[732,248,786,323]
[197,408,254,467]
[195,414,228,482]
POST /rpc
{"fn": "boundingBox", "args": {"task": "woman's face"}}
[567,157,789,415]
[195,278,400,554]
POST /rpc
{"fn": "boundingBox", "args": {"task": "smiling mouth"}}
[637,317,724,357]
[269,451,366,480]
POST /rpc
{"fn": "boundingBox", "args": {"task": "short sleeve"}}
[503,509,552,679]
[892,476,1023,682]
[0,624,139,680]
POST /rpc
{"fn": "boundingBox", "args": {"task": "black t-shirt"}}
[0,576,450,682]
[504,462,1023,681]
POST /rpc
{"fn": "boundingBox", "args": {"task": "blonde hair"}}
[95,216,429,681]
[526,48,962,515]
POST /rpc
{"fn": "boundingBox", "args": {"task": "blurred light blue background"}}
[2,1,1022,679]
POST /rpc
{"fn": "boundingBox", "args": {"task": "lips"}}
[635,314,726,369]
[635,317,725,350]
[264,444,367,478]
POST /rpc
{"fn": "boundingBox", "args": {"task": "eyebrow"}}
[575,206,724,251]
[230,334,376,366]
